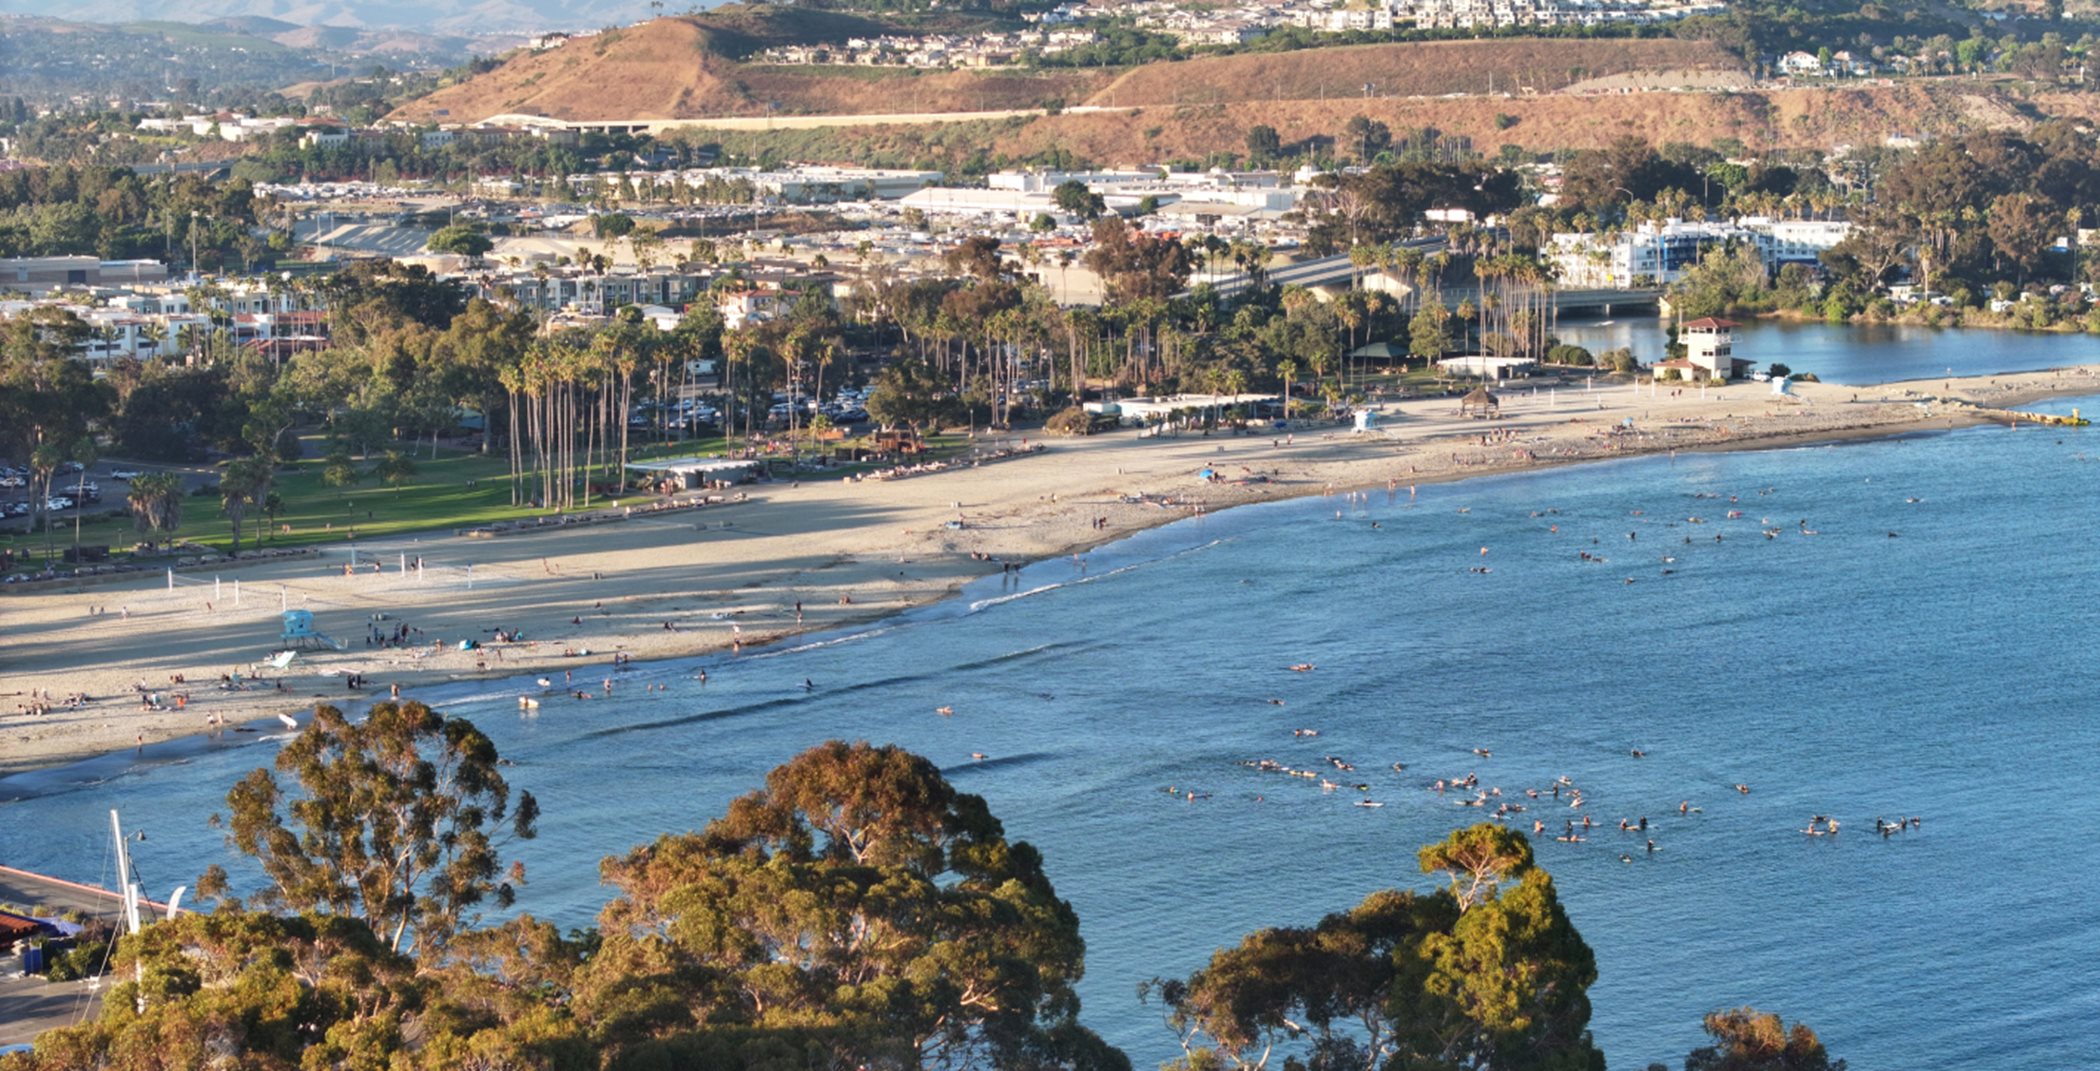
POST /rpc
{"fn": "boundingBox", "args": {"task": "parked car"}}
[44,495,74,511]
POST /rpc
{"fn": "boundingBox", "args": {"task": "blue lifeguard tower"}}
[279,610,343,650]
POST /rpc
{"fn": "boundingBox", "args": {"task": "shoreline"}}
[5,365,2097,780]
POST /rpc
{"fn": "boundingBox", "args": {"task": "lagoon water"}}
[1556,316,2100,385]
[5,398,2099,1068]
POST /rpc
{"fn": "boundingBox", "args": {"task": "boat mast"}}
[109,809,144,1013]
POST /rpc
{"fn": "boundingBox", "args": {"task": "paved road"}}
[0,866,134,1048]
[477,105,1137,135]
[0,973,101,1047]
[0,867,131,918]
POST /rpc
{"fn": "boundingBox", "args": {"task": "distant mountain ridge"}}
[0,0,649,33]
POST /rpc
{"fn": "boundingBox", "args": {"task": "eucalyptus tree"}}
[1685,1008,1847,1071]
[1143,824,1602,1071]
[576,741,1126,1071]
[203,701,539,958]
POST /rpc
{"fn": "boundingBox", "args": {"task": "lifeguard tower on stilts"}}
[279,609,344,650]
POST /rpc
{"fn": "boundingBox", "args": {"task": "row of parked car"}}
[768,387,874,426]
[1,461,124,517]
[628,388,876,433]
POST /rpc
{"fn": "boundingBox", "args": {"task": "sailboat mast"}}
[109,809,145,1012]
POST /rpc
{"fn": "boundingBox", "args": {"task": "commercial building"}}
[1548,218,1852,288]
[0,257,168,294]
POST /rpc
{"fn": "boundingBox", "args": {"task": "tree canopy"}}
[578,740,1127,1071]
[203,701,539,958]
[1685,1008,1847,1071]
[1145,823,1602,1071]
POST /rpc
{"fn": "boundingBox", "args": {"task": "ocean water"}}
[1555,316,2100,385]
[5,401,2098,1069]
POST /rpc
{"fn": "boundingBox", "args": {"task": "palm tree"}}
[128,472,183,549]
[219,457,270,558]
[70,436,97,564]
[1277,359,1299,423]
[29,443,62,567]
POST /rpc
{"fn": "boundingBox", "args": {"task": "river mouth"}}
[1555,315,2100,384]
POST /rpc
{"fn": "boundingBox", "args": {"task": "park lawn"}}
[1,432,733,567]
[0,426,971,571]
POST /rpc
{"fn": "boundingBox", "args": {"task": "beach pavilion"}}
[625,455,762,491]
[1459,385,1500,418]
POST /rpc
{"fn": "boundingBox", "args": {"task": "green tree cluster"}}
[1146,823,1603,1071]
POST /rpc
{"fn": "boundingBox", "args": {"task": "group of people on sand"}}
[369,621,420,648]
[15,688,90,716]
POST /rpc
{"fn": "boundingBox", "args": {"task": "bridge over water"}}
[1189,249,1662,315]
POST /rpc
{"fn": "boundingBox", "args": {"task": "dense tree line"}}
[0,164,274,267]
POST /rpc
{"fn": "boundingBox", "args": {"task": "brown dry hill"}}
[679,81,2039,168]
[1022,83,2028,160]
[391,28,1744,124]
[1082,38,1748,105]
[389,15,1109,122]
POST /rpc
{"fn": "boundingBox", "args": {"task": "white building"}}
[1676,316,1748,380]
[898,186,1058,218]
[1741,217,1852,265]
[752,167,943,202]
[1549,218,1851,288]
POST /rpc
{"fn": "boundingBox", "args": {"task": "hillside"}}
[0,15,336,100]
[674,81,2043,171]
[1018,84,2009,160]
[390,28,1753,125]
[389,14,1110,122]
[25,0,641,34]
[1081,38,1750,106]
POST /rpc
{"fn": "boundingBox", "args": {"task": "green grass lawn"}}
[2,433,726,568]
[0,428,984,572]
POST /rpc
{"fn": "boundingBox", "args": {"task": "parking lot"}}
[0,460,206,531]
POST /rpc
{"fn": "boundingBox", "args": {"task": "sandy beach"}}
[5,365,2095,777]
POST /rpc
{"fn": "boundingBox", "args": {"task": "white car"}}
[44,496,74,511]
[110,469,142,480]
